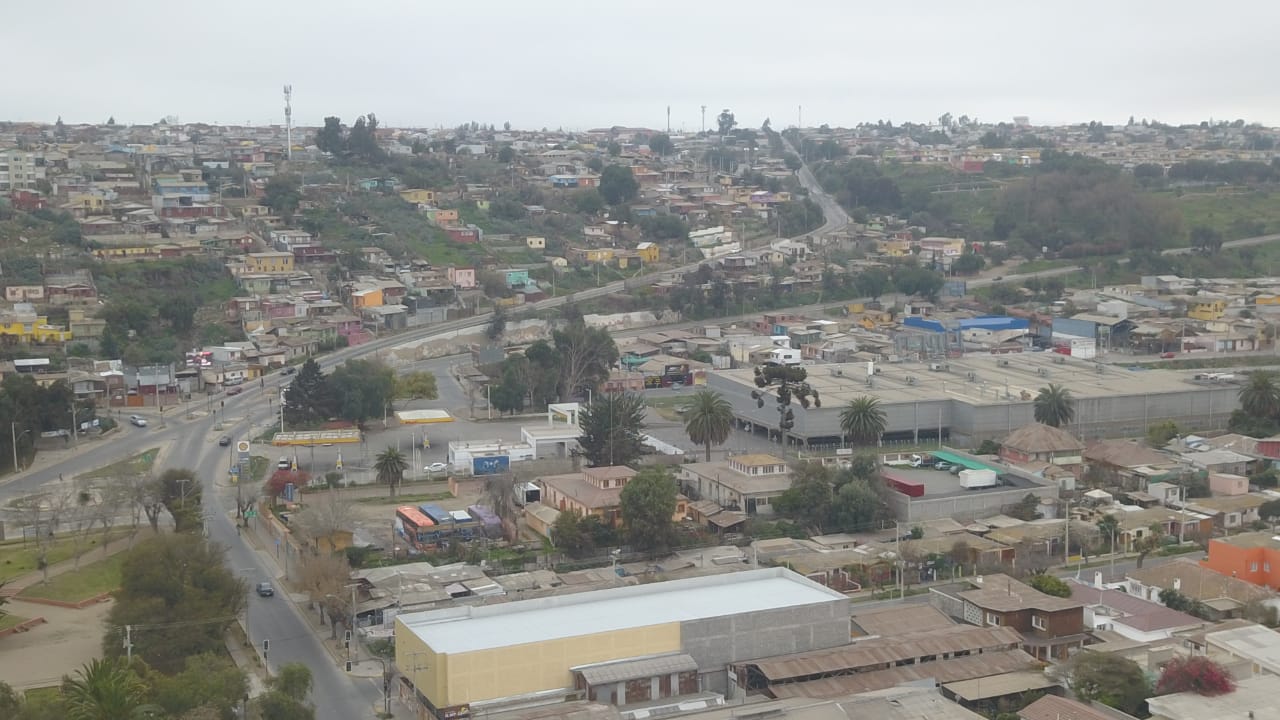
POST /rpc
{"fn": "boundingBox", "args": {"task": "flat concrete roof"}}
[885,466,1045,500]
[398,567,844,654]
[715,353,1230,407]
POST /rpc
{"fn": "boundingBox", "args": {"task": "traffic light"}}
[346,661,353,672]
[262,639,269,652]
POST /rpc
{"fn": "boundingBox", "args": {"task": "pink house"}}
[1209,473,1249,496]
[447,266,477,289]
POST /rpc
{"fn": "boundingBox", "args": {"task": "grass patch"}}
[1129,355,1280,371]
[0,529,132,583]
[646,396,690,422]
[76,448,159,481]
[0,613,30,631]
[354,490,453,506]
[248,456,270,484]
[1170,189,1280,242]
[18,553,124,602]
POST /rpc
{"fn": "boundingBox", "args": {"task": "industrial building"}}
[394,568,850,719]
[706,352,1241,446]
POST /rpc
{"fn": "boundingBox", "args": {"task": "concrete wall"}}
[706,373,1239,446]
[679,598,850,693]
[886,484,1059,523]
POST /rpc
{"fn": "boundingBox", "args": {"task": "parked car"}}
[934,461,954,472]
[218,435,231,447]
[256,582,274,598]
[129,415,148,428]
[1161,351,1176,359]
[281,367,297,375]
[425,462,448,473]
[226,386,243,396]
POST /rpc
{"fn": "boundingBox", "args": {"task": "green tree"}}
[158,296,198,335]
[1097,514,1120,550]
[395,371,439,401]
[63,658,158,720]
[552,321,618,401]
[717,109,737,136]
[284,358,333,426]
[315,116,345,154]
[105,535,245,673]
[1027,572,1071,597]
[253,691,313,720]
[489,372,526,416]
[599,165,638,205]
[551,510,598,558]
[1240,371,1280,421]
[263,175,302,221]
[1054,652,1150,715]
[951,252,984,275]
[1006,493,1042,521]
[840,396,887,446]
[150,653,248,720]
[648,133,674,156]
[774,463,834,532]
[1147,420,1180,447]
[682,389,734,461]
[1260,499,1280,529]
[607,141,622,157]
[619,467,678,556]
[1190,225,1224,254]
[829,477,886,532]
[374,446,409,498]
[573,188,605,215]
[327,359,396,427]
[158,468,203,533]
[487,305,506,340]
[639,214,689,240]
[497,145,515,163]
[892,265,945,300]
[578,393,646,468]
[1033,384,1075,427]
[783,153,802,171]
[270,663,312,703]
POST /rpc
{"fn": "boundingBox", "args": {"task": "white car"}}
[129,415,148,428]
[425,462,448,473]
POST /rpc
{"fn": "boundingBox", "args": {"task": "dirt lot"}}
[337,457,577,549]
[0,598,112,690]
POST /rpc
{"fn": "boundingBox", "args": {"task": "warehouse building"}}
[394,568,850,719]
[706,353,1240,447]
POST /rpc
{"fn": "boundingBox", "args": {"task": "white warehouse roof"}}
[397,568,844,654]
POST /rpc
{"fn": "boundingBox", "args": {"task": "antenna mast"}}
[283,84,293,161]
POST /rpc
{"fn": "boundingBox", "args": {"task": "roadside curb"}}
[0,616,47,638]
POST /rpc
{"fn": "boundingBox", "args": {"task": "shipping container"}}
[883,470,925,498]
[959,469,998,489]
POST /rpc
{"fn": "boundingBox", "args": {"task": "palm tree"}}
[63,658,158,720]
[682,389,735,461]
[1097,514,1120,552]
[1240,371,1280,420]
[1033,383,1074,428]
[374,446,409,498]
[839,396,887,447]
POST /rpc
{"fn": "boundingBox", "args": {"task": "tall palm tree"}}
[374,446,409,498]
[683,389,734,461]
[1033,383,1074,428]
[1097,514,1120,552]
[1240,371,1280,421]
[63,658,159,720]
[839,396,887,447]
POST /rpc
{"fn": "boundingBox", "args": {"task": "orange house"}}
[1201,532,1280,589]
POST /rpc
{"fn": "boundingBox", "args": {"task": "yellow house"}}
[1256,294,1280,306]
[351,288,384,308]
[526,236,546,250]
[877,239,913,257]
[428,208,460,225]
[65,194,109,214]
[0,315,72,343]
[245,252,295,274]
[475,199,490,211]
[583,248,614,263]
[1187,298,1227,321]
[399,188,437,205]
[635,242,659,264]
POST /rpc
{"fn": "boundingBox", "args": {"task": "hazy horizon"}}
[8,0,1280,131]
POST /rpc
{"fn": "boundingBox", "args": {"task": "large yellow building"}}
[394,568,849,719]
[244,251,295,274]
[0,313,71,343]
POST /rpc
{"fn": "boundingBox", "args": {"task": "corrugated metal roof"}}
[769,649,1039,699]
[944,671,1058,701]
[573,653,698,685]
[749,624,1023,681]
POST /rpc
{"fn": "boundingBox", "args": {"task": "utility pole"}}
[10,422,18,472]
[69,399,78,447]
[666,105,671,134]
[700,105,706,134]
[124,625,133,662]
[1064,498,1071,564]
[798,105,802,129]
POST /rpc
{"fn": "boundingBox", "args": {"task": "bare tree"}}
[94,480,127,557]
[295,551,353,639]
[11,489,73,584]
[123,472,166,538]
[291,490,352,551]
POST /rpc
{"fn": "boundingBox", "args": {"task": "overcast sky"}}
[9,0,1280,131]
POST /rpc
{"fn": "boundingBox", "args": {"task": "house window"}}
[985,613,1001,626]
[1252,562,1260,572]
[1032,615,1047,631]
[1266,562,1271,573]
